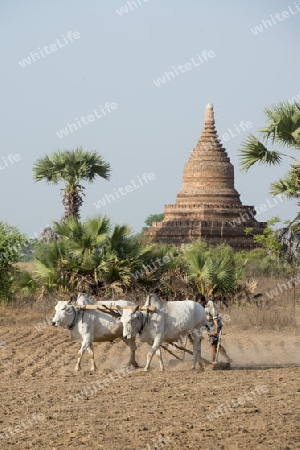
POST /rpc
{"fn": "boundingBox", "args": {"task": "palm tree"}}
[239,101,300,205]
[33,216,145,295]
[184,242,237,296]
[53,216,110,260]
[33,147,111,220]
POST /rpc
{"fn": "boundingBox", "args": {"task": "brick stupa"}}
[144,103,266,249]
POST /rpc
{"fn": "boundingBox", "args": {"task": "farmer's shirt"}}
[204,300,219,325]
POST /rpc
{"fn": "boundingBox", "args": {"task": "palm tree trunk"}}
[61,189,83,220]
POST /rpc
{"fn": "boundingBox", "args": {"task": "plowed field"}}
[0,305,299,450]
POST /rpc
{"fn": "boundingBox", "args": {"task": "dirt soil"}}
[0,304,299,450]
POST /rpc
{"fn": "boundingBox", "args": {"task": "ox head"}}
[118,305,144,340]
[52,301,75,328]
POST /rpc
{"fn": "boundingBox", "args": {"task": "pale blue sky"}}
[1,0,299,238]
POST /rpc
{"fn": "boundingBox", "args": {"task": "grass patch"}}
[225,303,296,331]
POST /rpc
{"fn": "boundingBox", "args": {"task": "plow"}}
[161,333,230,371]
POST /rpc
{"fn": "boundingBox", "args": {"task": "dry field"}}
[0,298,299,450]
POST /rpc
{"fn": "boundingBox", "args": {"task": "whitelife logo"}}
[18,31,81,68]
[55,102,118,139]
[153,50,215,87]
[228,195,284,228]
[0,154,21,171]
[93,172,155,209]
[250,2,300,35]
[116,0,151,16]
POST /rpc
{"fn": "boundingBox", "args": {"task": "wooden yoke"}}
[141,306,156,312]
[122,305,156,312]
[74,304,121,319]
[75,305,118,311]
[75,304,156,312]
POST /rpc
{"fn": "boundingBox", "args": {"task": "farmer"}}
[195,293,232,364]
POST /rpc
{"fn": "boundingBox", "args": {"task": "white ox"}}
[52,293,138,371]
[118,293,206,371]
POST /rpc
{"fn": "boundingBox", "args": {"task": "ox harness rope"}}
[138,311,149,334]
[68,306,81,330]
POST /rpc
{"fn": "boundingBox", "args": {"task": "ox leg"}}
[144,348,155,372]
[75,340,90,371]
[197,337,203,370]
[144,339,161,372]
[156,347,164,372]
[124,338,139,368]
[192,335,203,370]
[87,343,96,372]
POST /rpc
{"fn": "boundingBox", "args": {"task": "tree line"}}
[1,100,299,304]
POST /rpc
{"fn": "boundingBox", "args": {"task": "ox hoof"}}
[126,362,139,369]
[144,367,150,372]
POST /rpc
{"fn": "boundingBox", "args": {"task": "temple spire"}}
[144,103,266,250]
[204,103,215,127]
[195,102,221,150]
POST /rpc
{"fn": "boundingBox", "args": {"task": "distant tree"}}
[0,222,29,302]
[143,213,164,229]
[33,147,111,220]
[245,218,300,278]
[245,217,282,258]
[38,226,58,244]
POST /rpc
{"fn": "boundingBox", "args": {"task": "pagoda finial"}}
[194,103,220,151]
[204,103,215,126]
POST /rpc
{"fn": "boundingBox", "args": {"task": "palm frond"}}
[33,155,61,184]
[204,256,236,294]
[261,101,300,148]
[185,251,207,277]
[269,171,299,199]
[239,135,282,171]
[85,216,111,237]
